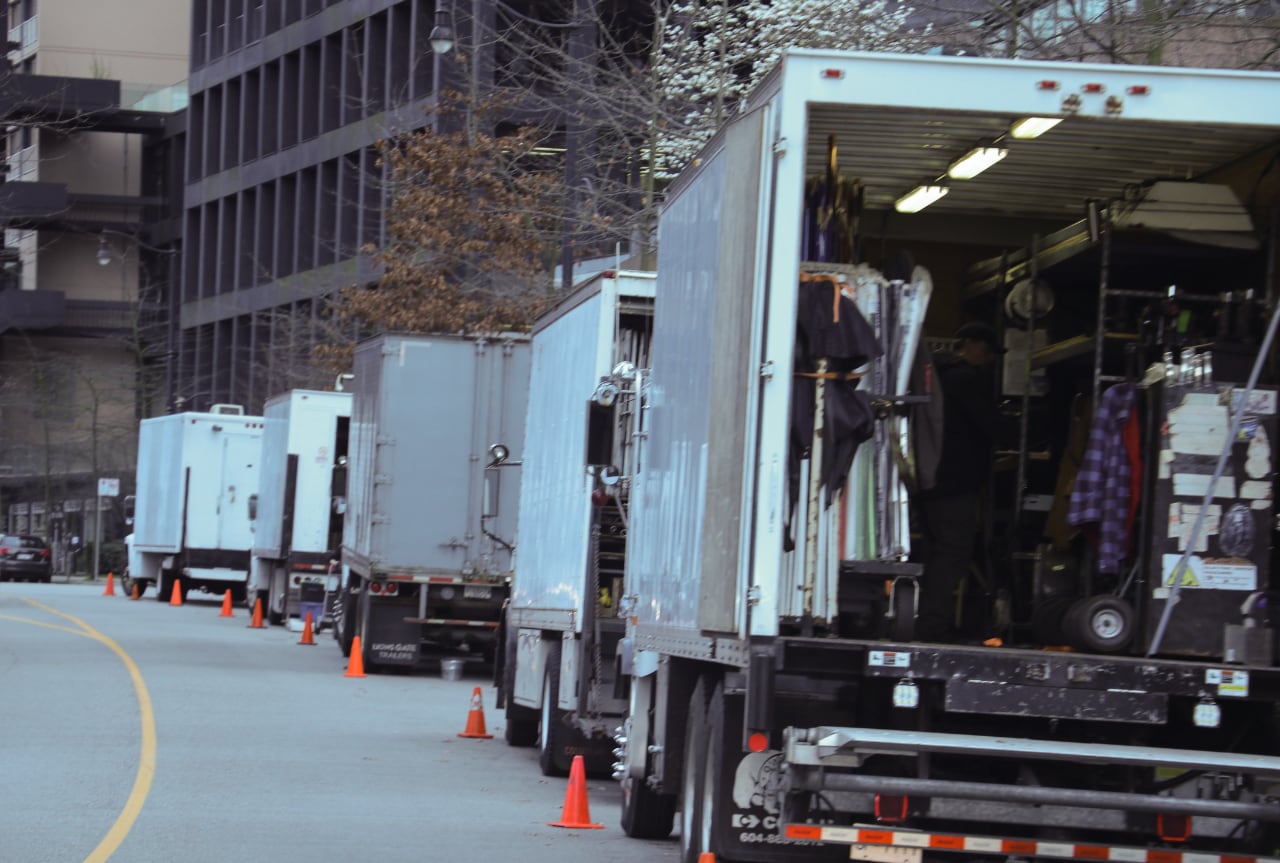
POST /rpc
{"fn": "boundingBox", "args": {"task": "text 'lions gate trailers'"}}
[610,51,1280,863]
[494,269,655,775]
[336,333,530,673]
[249,389,352,627]
[132,406,263,604]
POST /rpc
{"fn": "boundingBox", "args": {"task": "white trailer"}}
[612,50,1280,862]
[132,406,264,603]
[495,269,655,775]
[335,333,531,673]
[249,389,351,626]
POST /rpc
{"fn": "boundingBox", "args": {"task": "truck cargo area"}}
[619,51,1280,863]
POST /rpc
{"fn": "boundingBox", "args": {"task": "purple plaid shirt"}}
[1067,384,1137,574]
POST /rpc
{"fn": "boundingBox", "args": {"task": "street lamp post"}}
[94,228,181,415]
[430,0,588,291]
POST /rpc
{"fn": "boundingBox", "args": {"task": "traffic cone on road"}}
[169,579,183,606]
[219,589,235,617]
[298,612,316,645]
[699,854,716,863]
[129,581,140,601]
[345,637,366,677]
[102,572,116,596]
[248,597,265,628]
[457,686,494,739]
[549,755,605,829]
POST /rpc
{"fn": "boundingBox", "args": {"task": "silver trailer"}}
[249,389,352,627]
[615,50,1280,862]
[336,332,530,672]
[495,269,655,774]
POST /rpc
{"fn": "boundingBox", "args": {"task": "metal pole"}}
[93,489,102,580]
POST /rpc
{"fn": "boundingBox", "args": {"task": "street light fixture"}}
[429,7,455,54]
[96,233,112,266]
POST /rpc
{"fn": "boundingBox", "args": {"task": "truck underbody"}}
[621,635,1280,862]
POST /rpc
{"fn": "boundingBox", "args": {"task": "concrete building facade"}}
[0,0,190,566]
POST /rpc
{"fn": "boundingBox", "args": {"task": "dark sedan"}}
[0,535,52,582]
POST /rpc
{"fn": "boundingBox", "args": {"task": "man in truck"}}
[915,321,1003,642]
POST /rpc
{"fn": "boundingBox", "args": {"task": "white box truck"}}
[494,269,655,775]
[610,50,1280,862]
[248,389,351,626]
[335,332,531,673]
[131,405,264,604]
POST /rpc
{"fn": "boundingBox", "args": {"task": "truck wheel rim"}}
[1091,609,1124,640]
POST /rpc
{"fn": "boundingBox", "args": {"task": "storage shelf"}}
[1030,333,1137,370]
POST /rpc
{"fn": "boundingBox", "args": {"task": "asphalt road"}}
[0,580,680,863]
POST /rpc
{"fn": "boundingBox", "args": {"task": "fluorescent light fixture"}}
[894,184,949,214]
[947,146,1008,179]
[1010,117,1062,139]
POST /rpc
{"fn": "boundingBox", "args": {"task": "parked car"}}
[0,535,52,582]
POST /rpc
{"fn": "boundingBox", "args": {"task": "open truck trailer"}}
[611,50,1280,863]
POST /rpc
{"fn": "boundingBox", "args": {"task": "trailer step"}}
[783,823,1280,863]
[786,726,1280,777]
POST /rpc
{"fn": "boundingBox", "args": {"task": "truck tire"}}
[621,767,676,839]
[267,568,287,626]
[504,703,538,747]
[538,641,572,776]
[1071,595,1135,654]
[156,571,187,604]
[334,582,356,658]
[679,677,711,863]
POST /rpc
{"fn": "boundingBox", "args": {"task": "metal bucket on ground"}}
[441,658,465,681]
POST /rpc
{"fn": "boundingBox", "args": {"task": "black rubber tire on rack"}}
[504,702,539,747]
[679,677,712,863]
[537,640,573,776]
[1071,595,1135,654]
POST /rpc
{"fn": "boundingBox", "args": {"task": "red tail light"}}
[875,794,909,823]
[38,549,50,559]
[0,546,9,555]
[1157,813,1190,842]
[385,583,399,597]
[369,582,383,595]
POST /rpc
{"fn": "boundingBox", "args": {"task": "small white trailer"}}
[132,405,264,603]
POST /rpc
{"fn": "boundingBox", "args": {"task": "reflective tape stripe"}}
[780,824,1270,863]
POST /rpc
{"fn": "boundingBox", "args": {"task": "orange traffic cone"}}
[457,686,494,739]
[345,636,366,677]
[298,612,316,645]
[169,579,183,606]
[699,854,716,863]
[549,754,605,829]
[248,597,265,629]
[219,589,235,617]
[130,581,140,601]
[102,572,116,597]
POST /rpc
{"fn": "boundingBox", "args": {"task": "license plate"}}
[850,845,921,863]
[463,585,492,600]
[16,553,33,560]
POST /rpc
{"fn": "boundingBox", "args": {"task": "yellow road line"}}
[18,598,156,863]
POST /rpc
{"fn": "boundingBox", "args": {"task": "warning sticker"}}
[869,650,911,668]
[1160,554,1257,591]
[1206,668,1250,697]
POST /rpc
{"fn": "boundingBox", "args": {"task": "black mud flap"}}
[711,694,849,863]
[366,599,421,666]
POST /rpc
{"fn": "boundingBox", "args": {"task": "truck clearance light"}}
[821,69,844,79]
[1083,82,1105,93]
[781,824,1270,863]
[1037,80,1060,90]
[1127,85,1151,95]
